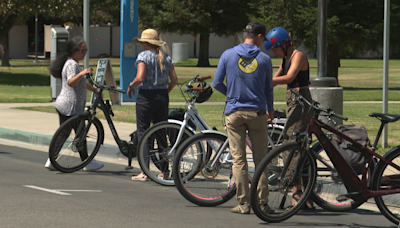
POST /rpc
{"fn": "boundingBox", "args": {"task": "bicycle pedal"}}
[336,192,361,202]
[336,195,347,202]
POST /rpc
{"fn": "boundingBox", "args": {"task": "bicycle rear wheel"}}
[250,142,316,223]
[372,147,400,225]
[173,132,237,207]
[49,115,104,173]
[137,121,194,186]
[310,142,366,212]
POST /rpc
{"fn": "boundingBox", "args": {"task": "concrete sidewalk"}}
[0,103,137,162]
[1,100,399,161]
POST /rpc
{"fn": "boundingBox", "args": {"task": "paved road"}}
[0,139,396,228]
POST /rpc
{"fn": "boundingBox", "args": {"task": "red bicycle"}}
[250,89,400,224]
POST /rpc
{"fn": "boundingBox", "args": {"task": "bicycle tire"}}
[137,121,195,186]
[250,142,316,223]
[49,115,104,173]
[172,127,284,206]
[372,147,400,225]
[310,142,371,212]
[173,132,237,207]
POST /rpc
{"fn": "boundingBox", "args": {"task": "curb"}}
[0,127,125,161]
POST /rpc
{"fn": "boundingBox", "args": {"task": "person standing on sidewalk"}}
[264,27,315,210]
[212,21,274,214]
[127,29,178,181]
[47,37,104,172]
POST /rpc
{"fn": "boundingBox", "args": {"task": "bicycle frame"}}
[168,101,213,154]
[308,116,400,200]
[76,86,135,168]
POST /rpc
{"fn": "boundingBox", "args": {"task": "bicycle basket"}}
[195,82,213,103]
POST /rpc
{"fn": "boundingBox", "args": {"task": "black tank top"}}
[280,51,310,90]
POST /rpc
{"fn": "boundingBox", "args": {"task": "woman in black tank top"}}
[264,27,315,210]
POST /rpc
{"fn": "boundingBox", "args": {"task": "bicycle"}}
[171,107,358,210]
[250,89,400,225]
[136,75,285,186]
[48,73,136,173]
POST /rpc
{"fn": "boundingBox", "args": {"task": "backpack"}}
[330,125,371,175]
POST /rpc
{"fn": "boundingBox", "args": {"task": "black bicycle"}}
[48,73,136,173]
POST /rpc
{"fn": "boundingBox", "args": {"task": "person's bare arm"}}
[127,62,146,98]
[167,65,178,93]
[273,52,307,85]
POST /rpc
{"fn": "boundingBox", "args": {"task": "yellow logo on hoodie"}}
[238,57,258,73]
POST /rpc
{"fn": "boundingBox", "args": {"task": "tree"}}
[1,0,120,66]
[42,0,121,26]
[139,0,260,67]
[256,0,385,82]
[0,0,79,66]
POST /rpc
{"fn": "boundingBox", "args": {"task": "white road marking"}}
[55,190,102,192]
[23,185,102,195]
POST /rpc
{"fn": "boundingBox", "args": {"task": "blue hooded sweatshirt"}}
[212,43,274,115]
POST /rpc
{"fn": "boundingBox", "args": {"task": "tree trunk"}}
[0,35,10,67]
[0,13,18,67]
[327,43,340,84]
[197,32,210,67]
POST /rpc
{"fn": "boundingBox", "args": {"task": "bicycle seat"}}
[369,113,400,122]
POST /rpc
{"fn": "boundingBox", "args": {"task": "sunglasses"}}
[79,49,88,53]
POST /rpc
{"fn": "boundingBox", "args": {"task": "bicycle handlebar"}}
[290,89,348,121]
[86,72,126,94]
[187,75,211,86]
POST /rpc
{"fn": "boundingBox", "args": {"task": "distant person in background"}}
[127,29,178,181]
[65,25,73,40]
[47,37,103,172]
[264,27,314,210]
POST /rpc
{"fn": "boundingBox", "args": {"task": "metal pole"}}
[33,13,38,63]
[83,0,89,69]
[317,0,327,78]
[382,0,390,148]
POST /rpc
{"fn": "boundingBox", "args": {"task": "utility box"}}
[50,27,69,101]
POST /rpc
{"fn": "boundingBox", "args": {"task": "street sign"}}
[90,58,120,105]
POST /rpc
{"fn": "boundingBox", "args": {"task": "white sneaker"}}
[44,158,56,171]
[83,161,104,172]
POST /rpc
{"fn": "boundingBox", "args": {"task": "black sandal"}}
[288,190,316,210]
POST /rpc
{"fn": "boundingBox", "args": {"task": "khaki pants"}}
[282,89,313,184]
[225,109,269,204]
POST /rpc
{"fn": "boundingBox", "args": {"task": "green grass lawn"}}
[2,58,400,102]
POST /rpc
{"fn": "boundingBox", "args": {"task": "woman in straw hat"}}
[127,29,178,181]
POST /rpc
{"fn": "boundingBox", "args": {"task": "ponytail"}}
[49,53,68,78]
[157,47,165,72]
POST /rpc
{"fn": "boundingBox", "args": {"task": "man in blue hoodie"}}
[213,21,274,214]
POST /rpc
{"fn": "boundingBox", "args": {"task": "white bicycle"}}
[136,75,285,186]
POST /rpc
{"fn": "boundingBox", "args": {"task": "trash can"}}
[172,43,188,63]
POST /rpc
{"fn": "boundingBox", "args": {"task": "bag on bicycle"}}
[168,108,196,130]
[330,125,371,175]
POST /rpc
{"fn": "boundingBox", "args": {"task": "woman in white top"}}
[47,37,103,172]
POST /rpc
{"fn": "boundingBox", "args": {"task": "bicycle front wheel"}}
[372,147,400,225]
[250,142,316,223]
[49,115,104,173]
[173,132,237,207]
[137,121,194,186]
